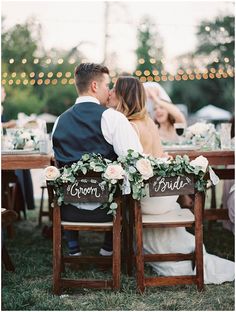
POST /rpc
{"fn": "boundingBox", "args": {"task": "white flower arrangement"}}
[45,150,218,215]
[185,122,219,148]
[5,128,42,151]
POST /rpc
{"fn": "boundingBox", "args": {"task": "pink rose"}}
[44,166,60,181]
[104,164,125,180]
[136,158,153,180]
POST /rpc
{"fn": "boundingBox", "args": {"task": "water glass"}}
[220,123,232,150]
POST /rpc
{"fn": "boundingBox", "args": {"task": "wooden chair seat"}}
[61,221,113,228]
[142,209,194,226]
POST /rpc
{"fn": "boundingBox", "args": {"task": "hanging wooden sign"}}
[63,178,109,203]
[149,175,195,197]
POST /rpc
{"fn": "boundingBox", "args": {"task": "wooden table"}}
[1,153,52,170]
[167,149,235,222]
[167,149,234,166]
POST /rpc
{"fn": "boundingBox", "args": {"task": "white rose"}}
[136,158,153,180]
[19,132,31,140]
[24,140,35,149]
[44,166,60,181]
[104,164,125,180]
[190,155,209,172]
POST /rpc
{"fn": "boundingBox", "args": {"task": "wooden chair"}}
[1,208,18,271]
[47,173,122,295]
[128,174,204,293]
[204,168,235,224]
[38,183,52,226]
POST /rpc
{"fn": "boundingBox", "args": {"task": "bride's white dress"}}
[141,193,235,284]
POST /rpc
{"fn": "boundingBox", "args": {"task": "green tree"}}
[135,16,164,76]
[170,15,234,114]
[196,15,234,68]
[2,18,43,73]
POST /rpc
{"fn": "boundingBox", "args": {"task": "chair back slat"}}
[63,177,109,203]
[149,175,195,197]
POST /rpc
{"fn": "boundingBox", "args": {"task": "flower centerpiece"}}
[45,153,125,215]
[185,122,219,149]
[4,128,42,151]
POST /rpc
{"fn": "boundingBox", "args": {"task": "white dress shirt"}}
[52,96,143,210]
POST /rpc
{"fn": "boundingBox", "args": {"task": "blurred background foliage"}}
[1,14,234,120]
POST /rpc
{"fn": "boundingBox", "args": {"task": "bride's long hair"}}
[115,76,148,121]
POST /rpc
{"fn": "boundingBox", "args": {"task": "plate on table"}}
[1,149,40,155]
[163,145,200,151]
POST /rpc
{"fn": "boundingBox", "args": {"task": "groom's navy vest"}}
[52,102,117,167]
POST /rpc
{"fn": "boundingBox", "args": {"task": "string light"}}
[147,76,153,81]
[3,73,8,78]
[38,72,44,78]
[152,70,159,75]
[21,72,26,78]
[138,58,145,64]
[22,59,27,64]
[69,58,75,64]
[29,72,35,78]
[23,79,28,85]
[30,79,36,85]
[135,70,142,76]
[11,72,16,78]
[205,26,211,32]
[58,58,64,64]
[149,58,156,64]
[52,79,58,85]
[33,59,39,64]
[16,79,21,85]
[46,58,52,64]
[154,76,160,82]
[56,72,62,78]
[144,70,150,76]
[9,59,14,64]
[47,72,53,78]
[8,79,14,85]
[2,79,6,85]
[44,79,50,85]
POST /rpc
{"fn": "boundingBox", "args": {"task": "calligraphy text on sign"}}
[63,178,109,202]
[149,175,194,197]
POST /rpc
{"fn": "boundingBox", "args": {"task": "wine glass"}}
[174,123,186,144]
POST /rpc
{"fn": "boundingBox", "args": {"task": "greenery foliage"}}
[49,150,208,215]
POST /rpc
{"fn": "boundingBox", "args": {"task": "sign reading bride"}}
[149,175,195,197]
[63,178,109,202]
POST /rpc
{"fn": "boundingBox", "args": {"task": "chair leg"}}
[134,200,145,293]
[38,187,45,226]
[2,244,15,272]
[127,197,134,276]
[194,192,204,291]
[112,200,121,289]
[53,204,62,295]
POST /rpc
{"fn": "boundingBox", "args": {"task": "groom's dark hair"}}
[74,63,109,94]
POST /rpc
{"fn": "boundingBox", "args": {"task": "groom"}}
[52,62,142,256]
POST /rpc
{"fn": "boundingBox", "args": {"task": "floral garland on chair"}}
[118,149,218,201]
[45,150,219,215]
[44,153,124,216]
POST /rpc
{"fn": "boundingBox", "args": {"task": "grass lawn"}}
[1,201,235,311]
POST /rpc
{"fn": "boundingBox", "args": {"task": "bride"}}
[108,75,234,284]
